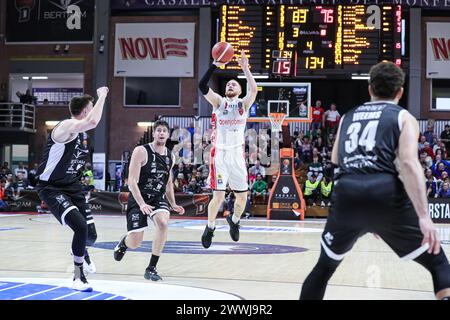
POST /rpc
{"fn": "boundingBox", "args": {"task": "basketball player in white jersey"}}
[198,50,257,248]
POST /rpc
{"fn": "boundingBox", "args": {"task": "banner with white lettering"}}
[429,198,450,224]
[114,23,195,77]
[6,0,94,43]
[426,22,450,79]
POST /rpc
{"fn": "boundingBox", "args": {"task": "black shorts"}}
[126,193,171,233]
[321,173,427,261]
[37,182,89,226]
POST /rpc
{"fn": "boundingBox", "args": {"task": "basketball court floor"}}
[1,213,449,300]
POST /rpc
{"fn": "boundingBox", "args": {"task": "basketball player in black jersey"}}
[113,120,185,281]
[300,62,450,300]
[36,87,109,292]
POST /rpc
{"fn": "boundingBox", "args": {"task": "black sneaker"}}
[144,268,162,281]
[226,214,240,242]
[201,226,215,248]
[114,235,128,261]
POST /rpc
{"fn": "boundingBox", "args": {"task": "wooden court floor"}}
[0,213,449,300]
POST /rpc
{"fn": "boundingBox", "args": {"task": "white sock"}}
[232,215,240,224]
[207,221,215,229]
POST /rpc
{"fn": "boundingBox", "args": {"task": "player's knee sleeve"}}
[86,223,97,246]
[64,209,88,257]
[415,250,450,294]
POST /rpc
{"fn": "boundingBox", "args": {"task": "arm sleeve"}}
[198,64,218,95]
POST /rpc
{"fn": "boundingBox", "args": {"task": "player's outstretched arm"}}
[237,50,258,110]
[397,111,440,255]
[128,146,154,215]
[199,62,223,109]
[55,87,109,140]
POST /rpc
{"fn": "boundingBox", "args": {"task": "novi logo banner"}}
[426,22,450,79]
[114,23,195,77]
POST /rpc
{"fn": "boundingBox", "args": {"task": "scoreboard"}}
[219,5,404,76]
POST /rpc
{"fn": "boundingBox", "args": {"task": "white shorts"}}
[209,146,248,192]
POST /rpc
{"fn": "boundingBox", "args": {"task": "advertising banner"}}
[114,23,195,77]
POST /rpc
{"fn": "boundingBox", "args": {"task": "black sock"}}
[148,255,160,270]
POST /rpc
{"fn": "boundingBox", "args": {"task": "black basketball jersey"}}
[336,101,406,177]
[137,144,174,200]
[37,120,88,186]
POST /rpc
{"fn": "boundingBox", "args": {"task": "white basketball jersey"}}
[211,97,248,149]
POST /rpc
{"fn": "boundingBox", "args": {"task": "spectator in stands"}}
[14,173,28,194]
[320,175,333,207]
[82,175,95,193]
[307,155,324,182]
[294,134,303,159]
[185,177,202,194]
[0,168,7,181]
[251,174,267,204]
[419,152,430,170]
[0,179,9,211]
[437,182,450,198]
[173,163,185,181]
[311,147,323,163]
[2,162,12,175]
[418,135,427,151]
[268,174,277,191]
[174,173,188,193]
[299,136,312,163]
[431,134,439,149]
[198,164,210,181]
[303,175,320,206]
[440,124,450,152]
[435,147,448,161]
[420,142,435,160]
[28,163,39,188]
[14,162,28,179]
[310,100,324,133]
[323,103,340,136]
[326,133,335,150]
[194,171,205,188]
[423,123,435,145]
[184,162,193,179]
[5,174,14,190]
[432,158,450,179]
[437,171,449,191]
[83,163,94,187]
[425,168,438,198]
[249,160,266,178]
[314,136,325,155]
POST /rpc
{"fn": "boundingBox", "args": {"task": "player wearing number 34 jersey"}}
[300,61,450,300]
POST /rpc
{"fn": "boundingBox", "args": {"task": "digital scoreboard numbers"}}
[282,6,336,73]
[218,5,403,75]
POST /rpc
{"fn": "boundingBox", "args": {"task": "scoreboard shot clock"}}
[272,50,293,76]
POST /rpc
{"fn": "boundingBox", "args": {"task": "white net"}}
[268,113,287,132]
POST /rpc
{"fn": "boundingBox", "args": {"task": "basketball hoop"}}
[268,112,287,132]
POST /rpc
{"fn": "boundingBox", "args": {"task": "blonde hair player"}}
[198,50,258,248]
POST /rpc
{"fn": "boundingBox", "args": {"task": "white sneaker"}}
[320,201,326,207]
[72,278,93,292]
[83,259,96,274]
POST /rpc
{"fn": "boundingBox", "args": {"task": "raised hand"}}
[237,50,249,70]
[97,86,109,98]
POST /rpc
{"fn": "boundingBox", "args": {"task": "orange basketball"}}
[211,42,234,63]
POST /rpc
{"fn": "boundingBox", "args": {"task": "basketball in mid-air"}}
[211,42,234,63]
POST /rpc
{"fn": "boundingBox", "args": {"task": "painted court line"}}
[0,283,27,292]
[14,286,62,300]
